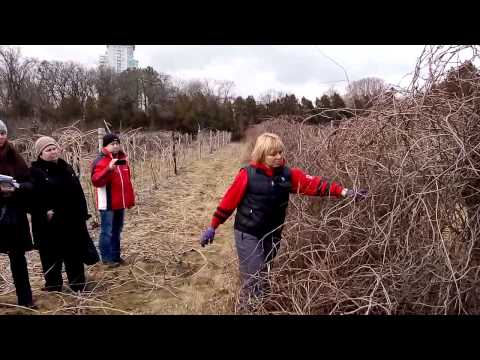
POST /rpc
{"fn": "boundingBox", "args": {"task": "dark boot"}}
[64,253,86,292]
[39,247,64,292]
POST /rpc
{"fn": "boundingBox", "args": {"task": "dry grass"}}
[1,129,237,315]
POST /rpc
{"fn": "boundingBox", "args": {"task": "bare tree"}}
[214,80,235,102]
[0,46,38,115]
[258,89,284,105]
[345,77,387,107]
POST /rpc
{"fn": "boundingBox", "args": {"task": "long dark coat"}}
[0,141,34,253]
[30,157,92,256]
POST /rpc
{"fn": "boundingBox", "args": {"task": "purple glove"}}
[346,188,368,202]
[200,227,215,247]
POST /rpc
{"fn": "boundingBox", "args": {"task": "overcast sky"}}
[14,45,426,101]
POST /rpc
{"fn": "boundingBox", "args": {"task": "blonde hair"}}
[250,133,285,163]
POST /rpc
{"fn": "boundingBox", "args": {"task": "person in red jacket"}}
[200,132,367,311]
[91,133,135,267]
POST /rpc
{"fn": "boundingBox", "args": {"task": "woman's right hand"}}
[47,210,54,222]
[200,227,216,247]
[0,182,15,194]
[108,159,118,170]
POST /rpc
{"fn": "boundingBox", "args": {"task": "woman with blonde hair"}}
[200,132,367,310]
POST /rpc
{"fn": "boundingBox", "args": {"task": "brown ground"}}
[0,143,244,315]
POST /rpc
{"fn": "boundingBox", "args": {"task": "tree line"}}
[0,46,392,139]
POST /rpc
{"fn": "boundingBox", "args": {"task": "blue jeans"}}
[99,209,125,263]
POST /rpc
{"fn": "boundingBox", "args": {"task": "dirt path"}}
[0,142,244,315]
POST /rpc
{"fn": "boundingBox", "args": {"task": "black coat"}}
[0,141,34,254]
[30,158,92,255]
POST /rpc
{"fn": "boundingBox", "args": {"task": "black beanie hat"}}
[103,133,120,147]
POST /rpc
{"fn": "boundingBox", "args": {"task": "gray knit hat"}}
[0,120,7,134]
[35,136,59,158]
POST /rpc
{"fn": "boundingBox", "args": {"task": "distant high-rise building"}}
[99,45,138,73]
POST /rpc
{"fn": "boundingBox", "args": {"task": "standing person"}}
[91,133,135,267]
[0,119,35,308]
[200,132,368,311]
[30,136,94,292]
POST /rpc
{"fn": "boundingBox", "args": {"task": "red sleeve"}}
[210,169,248,229]
[290,168,344,197]
[91,158,113,188]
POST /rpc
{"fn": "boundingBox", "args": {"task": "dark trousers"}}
[38,246,85,292]
[234,230,281,309]
[8,250,33,306]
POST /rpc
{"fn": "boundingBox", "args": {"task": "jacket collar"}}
[249,159,286,177]
[0,140,14,163]
[32,157,68,170]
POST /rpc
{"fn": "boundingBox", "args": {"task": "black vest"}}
[234,165,292,239]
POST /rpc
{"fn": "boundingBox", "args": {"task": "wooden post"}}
[208,130,212,154]
[97,128,106,152]
[198,129,202,159]
[172,131,177,175]
[178,133,181,166]
[179,133,184,165]
[160,149,165,178]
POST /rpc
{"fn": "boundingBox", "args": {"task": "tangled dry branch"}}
[254,45,480,315]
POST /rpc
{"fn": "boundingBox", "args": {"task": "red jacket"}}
[91,148,135,210]
[211,161,344,229]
